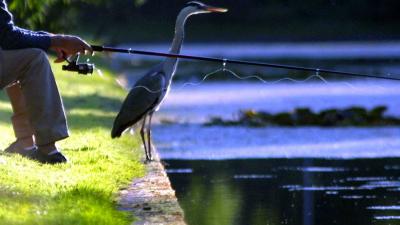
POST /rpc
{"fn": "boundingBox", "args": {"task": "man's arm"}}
[0,0,92,62]
[0,0,51,51]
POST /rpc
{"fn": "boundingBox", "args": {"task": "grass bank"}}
[0,57,144,225]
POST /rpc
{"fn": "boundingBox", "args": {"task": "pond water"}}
[149,80,400,225]
[153,80,400,160]
[165,158,400,225]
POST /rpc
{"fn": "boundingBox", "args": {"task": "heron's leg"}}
[146,112,154,161]
[140,116,150,161]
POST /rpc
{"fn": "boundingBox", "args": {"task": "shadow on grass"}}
[0,92,123,130]
[0,90,123,112]
[62,94,122,112]
[67,113,115,130]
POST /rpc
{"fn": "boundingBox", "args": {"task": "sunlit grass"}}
[0,57,144,225]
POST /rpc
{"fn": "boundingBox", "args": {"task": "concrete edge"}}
[118,151,186,225]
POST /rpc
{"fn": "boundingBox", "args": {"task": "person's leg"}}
[1,48,69,161]
[5,82,35,148]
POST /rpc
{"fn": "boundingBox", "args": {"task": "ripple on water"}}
[359,181,400,190]
[282,185,356,192]
[388,188,400,192]
[166,168,193,174]
[277,166,348,173]
[346,177,388,182]
[233,174,275,179]
[384,165,400,170]
[341,195,377,199]
[341,195,364,199]
[368,206,400,210]
[374,216,400,220]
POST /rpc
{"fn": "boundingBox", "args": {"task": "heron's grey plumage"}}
[111,68,165,138]
[111,2,227,161]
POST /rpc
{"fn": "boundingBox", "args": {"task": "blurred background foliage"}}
[7,0,400,43]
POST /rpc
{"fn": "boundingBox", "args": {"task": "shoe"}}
[28,149,68,164]
[4,141,37,157]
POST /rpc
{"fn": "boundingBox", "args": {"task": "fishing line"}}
[113,61,369,94]
[130,85,168,94]
[79,46,395,92]
[117,68,341,93]
[114,73,167,93]
[178,61,333,89]
[225,68,362,90]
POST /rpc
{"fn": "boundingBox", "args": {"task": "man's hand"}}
[50,35,93,63]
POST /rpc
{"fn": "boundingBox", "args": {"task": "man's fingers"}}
[82,42,93,55]
[54,49,65,63]
[75,44,91,55]
[77,47,85,55]
[51,34,93,57]
[77,36,93,55]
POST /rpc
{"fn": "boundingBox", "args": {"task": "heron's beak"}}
[205,6,228,13]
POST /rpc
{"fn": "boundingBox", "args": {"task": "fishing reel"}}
[62,54,94,75]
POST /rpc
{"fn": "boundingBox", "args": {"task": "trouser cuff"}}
[35,128,70,146]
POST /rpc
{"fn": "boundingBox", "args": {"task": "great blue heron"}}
[111,1,228,161]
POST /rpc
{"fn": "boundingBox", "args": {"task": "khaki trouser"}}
[0,48,69,145]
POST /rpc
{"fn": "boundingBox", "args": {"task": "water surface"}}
[151,80,400,225]
[154,81,400,159]
[165,158,400,225]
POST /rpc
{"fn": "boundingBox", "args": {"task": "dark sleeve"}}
[0,0,51,51]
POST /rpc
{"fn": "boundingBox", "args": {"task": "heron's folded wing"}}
[111,71,165,138]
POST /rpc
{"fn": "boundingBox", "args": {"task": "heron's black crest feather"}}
[186,1,205,8]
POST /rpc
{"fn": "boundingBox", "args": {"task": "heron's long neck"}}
[164,11,189,81]
[170,11,188,55]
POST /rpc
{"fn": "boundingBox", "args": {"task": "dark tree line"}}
[8,0,400,42]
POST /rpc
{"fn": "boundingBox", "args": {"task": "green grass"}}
[0,57,145,225]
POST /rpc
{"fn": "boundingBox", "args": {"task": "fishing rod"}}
[63,44,400,81]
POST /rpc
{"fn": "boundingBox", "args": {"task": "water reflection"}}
[178,175,242,225]
[166,159,400,225]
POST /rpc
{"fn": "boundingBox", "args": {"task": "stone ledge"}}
[118,152,186,225]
